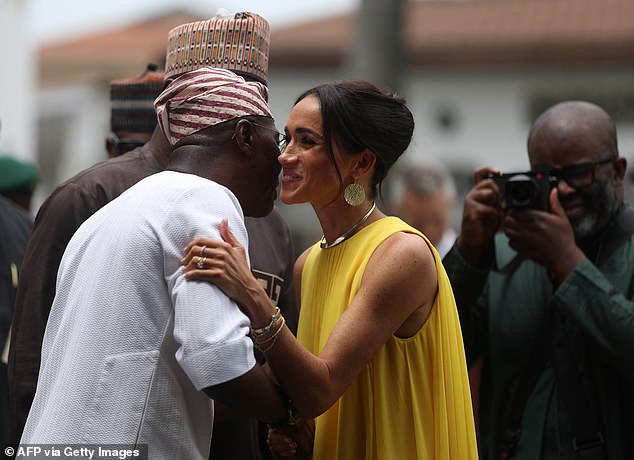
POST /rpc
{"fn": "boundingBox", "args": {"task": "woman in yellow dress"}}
[182,80,477,459]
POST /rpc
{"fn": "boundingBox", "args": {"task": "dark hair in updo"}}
[294,80,414,199]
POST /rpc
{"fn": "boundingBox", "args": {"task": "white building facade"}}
[0,0,36,165]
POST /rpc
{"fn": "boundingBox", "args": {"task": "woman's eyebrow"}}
[286,126,324,140]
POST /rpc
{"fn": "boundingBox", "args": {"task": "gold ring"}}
[197,256,206,269]
[201,245,207,257]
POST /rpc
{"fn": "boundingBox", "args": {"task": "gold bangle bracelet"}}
[253,317,285,349]
[250,307,282,336]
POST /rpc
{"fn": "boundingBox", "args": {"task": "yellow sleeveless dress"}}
[298,217,477,460]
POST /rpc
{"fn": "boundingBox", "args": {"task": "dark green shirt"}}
[444,207,634,460]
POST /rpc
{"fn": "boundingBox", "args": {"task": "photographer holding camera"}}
[443,100,634,460]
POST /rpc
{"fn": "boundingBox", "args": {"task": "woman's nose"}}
[278,146,296,165]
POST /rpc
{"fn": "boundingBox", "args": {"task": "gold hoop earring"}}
[343,182,365,206]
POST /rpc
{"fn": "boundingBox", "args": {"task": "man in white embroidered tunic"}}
[19,68,289,459]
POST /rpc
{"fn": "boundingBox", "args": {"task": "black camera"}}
[487,170,557,211]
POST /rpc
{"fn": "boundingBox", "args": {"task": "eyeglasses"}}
[251,122,289,152]
[547,156,615,190]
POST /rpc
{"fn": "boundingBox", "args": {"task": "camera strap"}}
[497,310,550,459]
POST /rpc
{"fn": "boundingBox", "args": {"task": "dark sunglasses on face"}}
[545,156,615,190]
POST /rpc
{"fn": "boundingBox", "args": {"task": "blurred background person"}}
[389,158,457,257]
[0,152,36,445]
[0,156,40,213]
[105,63,165,158]
[0,196,32,446]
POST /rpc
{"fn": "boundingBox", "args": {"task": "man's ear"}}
[614,156,627,184]
[105,134,118,158]
[233,119,255,153]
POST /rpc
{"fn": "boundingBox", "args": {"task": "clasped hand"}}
[181,218,255,308]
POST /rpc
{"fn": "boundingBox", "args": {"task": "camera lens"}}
[505,174,537,208]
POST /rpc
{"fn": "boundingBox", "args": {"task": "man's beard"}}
[568,178,619,241]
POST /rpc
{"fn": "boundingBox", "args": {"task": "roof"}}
[39,11,202,85]
[270,0,634,69]
[39,0,634,86]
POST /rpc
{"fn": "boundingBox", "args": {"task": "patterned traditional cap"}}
[154,67,272,146]
[110,64,165,134]
[164,10,270,85]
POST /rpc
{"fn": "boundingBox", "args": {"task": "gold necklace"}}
[320,202,376,249]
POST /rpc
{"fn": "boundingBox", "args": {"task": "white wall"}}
[405,71,529,171]
[38,84,110,179]
[0,0,36,163]
[405,68,634,171]
[31,82,110,207]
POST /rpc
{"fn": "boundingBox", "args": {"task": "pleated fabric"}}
[298,216,477,460]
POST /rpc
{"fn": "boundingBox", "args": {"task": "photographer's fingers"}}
[473,166,501,184]
[549,188,566,217]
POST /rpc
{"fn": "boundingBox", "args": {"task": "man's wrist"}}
[549,249,586,283]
